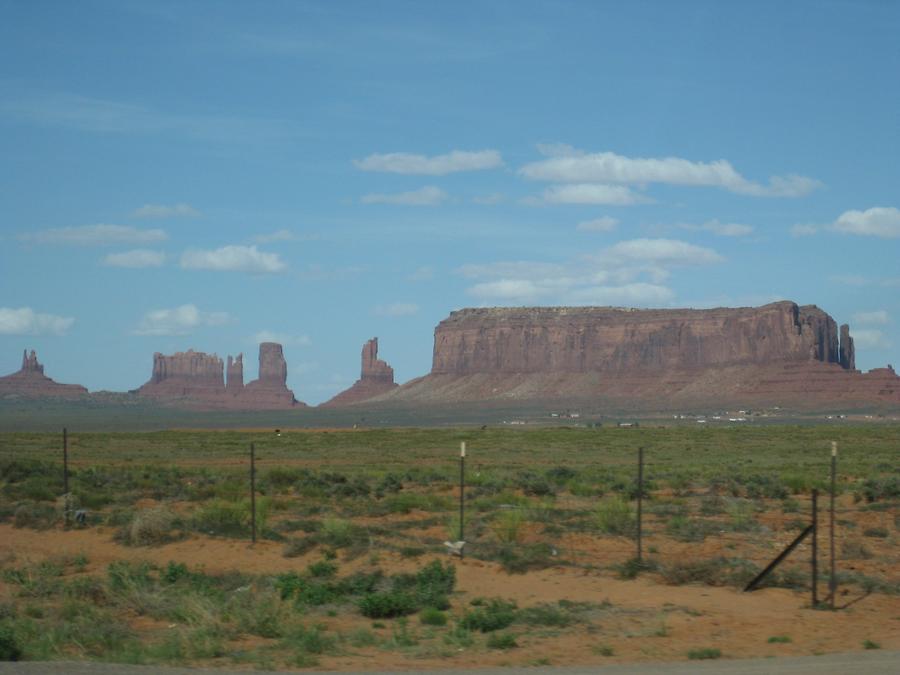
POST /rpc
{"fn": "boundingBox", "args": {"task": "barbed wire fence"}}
[2,429,898,609]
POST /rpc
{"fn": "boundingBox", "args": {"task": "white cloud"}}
[21,224,167,246]
[354,149,503,175]
[577,216,619,232]
[473,192,506,205]
[791,224,818,237]
[408,266,435,282]
[851,329,891,350]
[253,229,297,243]
[681,219,754,237]
[132,203,199,219]
[361,185,447,206]
[2,91,289,143]
[252,331,312,346]
[0,307,74,336]
[520,147,820,197]
[567,283,675,306]
[853,310,889,326]
[459,237,721,307]
[459,261,569,281]
[538,184,646,205]
[180,245,286,273]
[134,304,230,336]
[374,302,420,317]
[102,249,166,268]
[831,207,900,238]
[596,238,724,267]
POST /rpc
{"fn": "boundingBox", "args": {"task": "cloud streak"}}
[132,203,200,219]
[0,307,75,336]
[21,224,167,246]
[374,302,420,317]
[361,186,447,206]
[134,304,230,336]
[354,149,503,175]
[180,245,286,274]
[520,147,820,198]
[2,91,290,143]
[103,249,166,268]
[459,238,723,306]
[252,331,312,346]
[831,207,900,238]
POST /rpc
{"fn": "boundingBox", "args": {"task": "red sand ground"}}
[2,523,898,670]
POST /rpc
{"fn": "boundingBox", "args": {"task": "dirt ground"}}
[2,524,897,671]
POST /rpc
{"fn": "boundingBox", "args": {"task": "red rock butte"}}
[136,342,304,409]
[322,337,398,406]
[0,350,88,399]
[384,301,900,409]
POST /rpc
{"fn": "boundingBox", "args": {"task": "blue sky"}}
[1,0,898,403]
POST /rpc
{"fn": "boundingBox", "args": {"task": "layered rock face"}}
[243,343,296,407]
[144,350,225,394]
[137,343,302,409]
[431,302,850,375]
[383,301,898,409]
[322,338,399,406]
[226,354,244,393]
[0,350,88,398]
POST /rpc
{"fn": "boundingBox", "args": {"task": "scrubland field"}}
[0,425,897,669]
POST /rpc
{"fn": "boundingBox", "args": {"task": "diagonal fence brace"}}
[744,524,814,592]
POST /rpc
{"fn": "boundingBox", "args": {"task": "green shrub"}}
[492,510,526,544]
[319,518,356,548]
[863,639,881,650]
[307,560,338,579]
[359,591,417,618]
[460,598,517,632]
[283,537,317,558]
[496,542,558,574]
[863,527,888,538]
[516,471,554,497]
[486,632,518,649]
[596,497,635,537]
[125,506,178,546]
[13,502,57,529]
[767,635,791,643]
[660,557,757,587]
[841,539,873,560]
[420,607,448,626]
[518,603,574,627]
[688,647,721,660]
[190,499,248,536]
[0,623,22,661]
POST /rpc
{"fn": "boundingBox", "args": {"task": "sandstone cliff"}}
[382,301,898,409]
[321,338,398,407]
[431,302,849,375]
[0,350,88,398]
[137,342,303,409]
[242,342,297,408]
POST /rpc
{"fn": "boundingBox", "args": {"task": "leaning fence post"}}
[636,446,644,562]
[250,442,257,544]
[829,441,837,609]
[811,488,818,607]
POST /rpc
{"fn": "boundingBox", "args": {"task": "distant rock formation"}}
[382,301,900,409]
[226,354,244,393]
[243,343,297,408]
[137,342,303,409]
[321,337,399,406]
[430,302,852,375]
[839,324,855,371]
[0,349,88,398]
